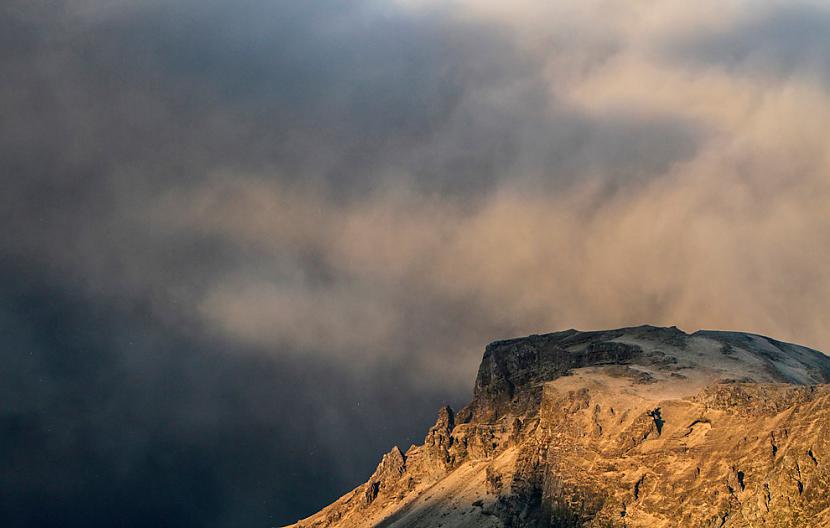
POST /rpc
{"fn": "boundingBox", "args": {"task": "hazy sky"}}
[2,0,829,526]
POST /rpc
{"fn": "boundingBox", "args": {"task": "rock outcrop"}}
[284,325,830,528]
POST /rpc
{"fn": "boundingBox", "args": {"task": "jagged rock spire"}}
[363,446,406,505]
[424,405,455,469]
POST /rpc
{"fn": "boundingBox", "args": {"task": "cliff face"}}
[284,326,830,528]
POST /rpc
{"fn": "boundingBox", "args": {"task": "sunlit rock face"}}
[284,326,830,528]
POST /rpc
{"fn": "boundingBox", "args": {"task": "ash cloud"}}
[1,0,829,526]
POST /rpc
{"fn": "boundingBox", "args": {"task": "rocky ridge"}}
[284,325,830,528]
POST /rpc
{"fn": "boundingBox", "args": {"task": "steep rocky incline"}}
[284,325,830,528]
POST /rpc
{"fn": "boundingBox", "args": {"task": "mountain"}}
[284,325,830,528]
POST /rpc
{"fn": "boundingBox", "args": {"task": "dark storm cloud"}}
[2,0,829,527]
[0,260,456,527]
[668,3,830,84]
[0,2,561,525]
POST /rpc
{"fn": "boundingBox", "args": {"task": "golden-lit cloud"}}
[5,0,830,389]
[133,2,830,390]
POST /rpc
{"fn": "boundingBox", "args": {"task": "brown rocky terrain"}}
[284,326,830,528]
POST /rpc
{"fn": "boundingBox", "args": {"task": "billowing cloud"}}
[1,0,829,526]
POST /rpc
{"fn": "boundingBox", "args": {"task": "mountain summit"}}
[285,325,830,527]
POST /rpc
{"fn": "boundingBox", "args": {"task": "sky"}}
[2,0,830,526]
